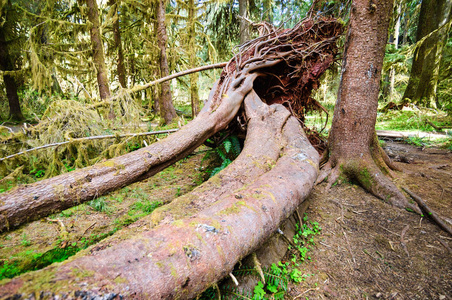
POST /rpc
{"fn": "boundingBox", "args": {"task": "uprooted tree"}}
[0,17,342,298]
[0,5,421,297]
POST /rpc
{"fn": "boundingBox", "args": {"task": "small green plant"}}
[198,215,321,299]
[130,200,161,214]
[88,197,110,213]
[21,234,31,247]
[208,135,242,177]
[253,281,266,299]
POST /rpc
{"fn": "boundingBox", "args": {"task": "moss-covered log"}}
[0,92,319,299]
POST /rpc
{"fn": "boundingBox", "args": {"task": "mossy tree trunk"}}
[263,0,273,23]
[84,0,112,115]
[188,0,200,118]
[401,0,452,107]
[0,91,319,299]
[318,0,419,212]
[388,1,401,99]
[110,0,127,88]
[156,0,177,124]
[0,5,24,122]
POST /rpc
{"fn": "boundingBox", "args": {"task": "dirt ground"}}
[287,140,452,299]
[0,140,451,299]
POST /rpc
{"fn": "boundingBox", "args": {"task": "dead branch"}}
[403,187,452,236]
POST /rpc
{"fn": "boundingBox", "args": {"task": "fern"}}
[221,286,254,300]
[229,135,242,157]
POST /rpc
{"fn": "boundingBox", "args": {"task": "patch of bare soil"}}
[288,140,452,299]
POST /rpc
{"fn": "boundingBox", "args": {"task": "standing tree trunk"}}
[156,0,177,124]
[263,0,273,23]
[85,0,112,114]
[0,7,24,122]
[388,1,402,99]
[239,0,249,44]
[111,0,127,88]
[188,0,200,118]
[318,0,419,212]
[401,0,452,107]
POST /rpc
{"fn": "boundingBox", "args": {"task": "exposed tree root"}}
[318,148,421,214]
[0,16,342,299]
[402,187,452,236]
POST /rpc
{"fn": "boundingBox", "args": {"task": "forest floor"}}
[287,140,452,300]
[0,140,451,299]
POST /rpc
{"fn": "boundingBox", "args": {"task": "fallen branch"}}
[402,187,452,236]
[0,129,179,162]
[127,62,227,95]
[426,120,443,131]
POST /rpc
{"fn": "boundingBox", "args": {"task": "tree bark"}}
[0,6,24,122]
[318,0,418,212]
[85,0,112,105]
[0,92,319,299]
[401,0,452,107]
[156,0,177,124]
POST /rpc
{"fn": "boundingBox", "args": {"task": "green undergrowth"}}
[199,215,321,300]
[376,109,452,132]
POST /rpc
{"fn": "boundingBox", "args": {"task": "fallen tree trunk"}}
[0,16,342,232]
[0,92,319,299]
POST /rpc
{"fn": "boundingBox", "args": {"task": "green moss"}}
[169,263,178,279]
[114,276,128,284]
[217,203,241,215]
[70,267,95,279]
[358,168,374,190]
[100,160,116,168]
